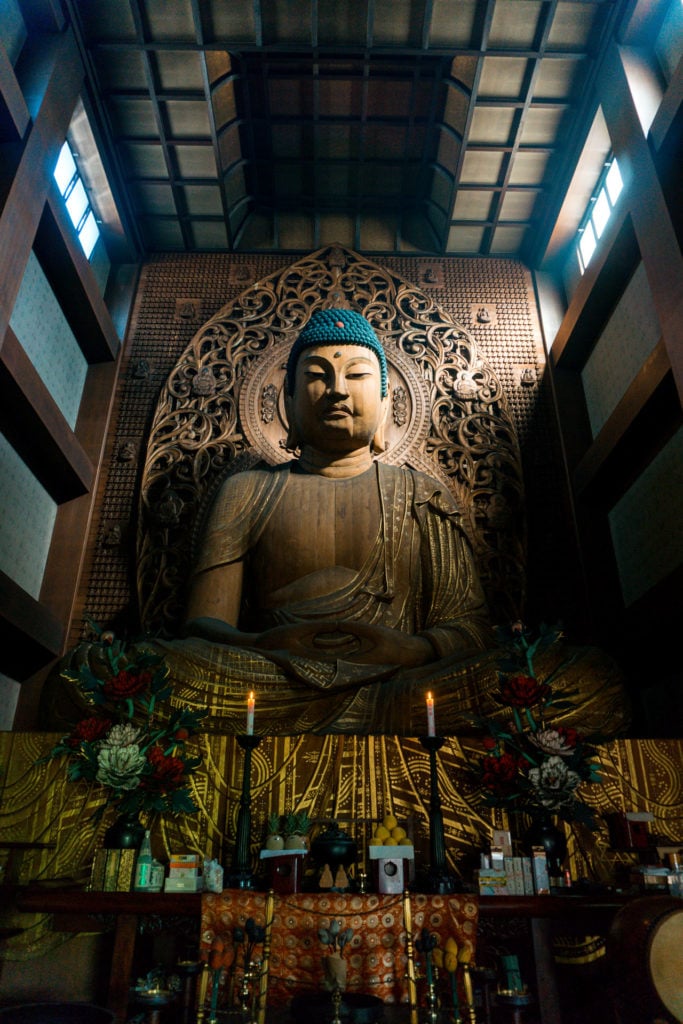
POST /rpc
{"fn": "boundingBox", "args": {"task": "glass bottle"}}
[134,830,153,890]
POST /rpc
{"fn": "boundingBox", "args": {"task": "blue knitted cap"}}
[286,308,388,397]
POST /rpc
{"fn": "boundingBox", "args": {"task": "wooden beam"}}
[549,211,640,371]
[0,42,30,142]
[16,0,66,34]
[0,325,94,501]
[39,360,120,643]
[0,570,64,679]
[599,42,683,401]
[0,28,83,345]
[572,342,679,502]
[35,184,120,363]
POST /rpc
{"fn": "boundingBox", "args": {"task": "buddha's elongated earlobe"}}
[372,424,387,454]
[372,393,390,454]
[283,392,301,452]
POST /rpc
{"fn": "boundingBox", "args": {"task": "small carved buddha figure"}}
[183,308,491,671]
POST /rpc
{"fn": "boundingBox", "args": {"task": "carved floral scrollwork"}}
[137,245,526,636]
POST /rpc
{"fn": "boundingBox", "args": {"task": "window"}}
[576,156,623,274]
[53,141,101,259]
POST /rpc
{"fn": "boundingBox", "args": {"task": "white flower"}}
[101,723,142,748]
[528,755,581,810]
[96,744,146,791]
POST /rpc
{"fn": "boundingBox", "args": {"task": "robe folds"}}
[44,461,629,738]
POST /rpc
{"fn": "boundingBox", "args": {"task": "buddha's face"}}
[288,343,389,454]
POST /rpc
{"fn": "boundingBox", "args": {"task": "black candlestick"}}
[227,734,261,889]
[419,735,461,894]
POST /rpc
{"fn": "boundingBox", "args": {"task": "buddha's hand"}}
[181,617,262,647]
[251,620,435,667]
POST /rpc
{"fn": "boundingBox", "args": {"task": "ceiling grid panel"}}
[61,0,634,256]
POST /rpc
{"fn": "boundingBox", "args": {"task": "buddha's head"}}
[284,308,390,456]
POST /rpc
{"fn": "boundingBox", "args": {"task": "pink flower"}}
[531,726,579,756]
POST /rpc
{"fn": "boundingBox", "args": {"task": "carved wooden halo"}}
[138,244,525,635]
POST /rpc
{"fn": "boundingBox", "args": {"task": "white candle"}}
[246,691,255,735]
[426,692,435,737]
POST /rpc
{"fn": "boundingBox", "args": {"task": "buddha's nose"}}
[328,373,349,397]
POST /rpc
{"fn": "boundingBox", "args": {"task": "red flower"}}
[482,736,497,750]
[499,674,550,708]
[556,726,579,748]
[67,716,112,747]
[174,727,190,741]
[481,751,523,796]
[145,745,185,790]
[103,668,152,700]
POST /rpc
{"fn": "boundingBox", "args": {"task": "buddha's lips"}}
[323,404,352,417]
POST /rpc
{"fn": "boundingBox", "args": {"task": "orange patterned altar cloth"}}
[201,889,478,1006]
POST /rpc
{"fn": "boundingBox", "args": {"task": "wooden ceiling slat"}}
[65,0,631,255]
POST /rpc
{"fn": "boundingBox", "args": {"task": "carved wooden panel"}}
[137,245,525,636]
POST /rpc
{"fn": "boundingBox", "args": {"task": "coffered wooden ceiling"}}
[65,0,630,260]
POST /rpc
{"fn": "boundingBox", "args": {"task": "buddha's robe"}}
[192,461,491,658]
[43,461,630,737]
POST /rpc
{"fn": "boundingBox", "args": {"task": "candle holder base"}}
[226,734,263,889]
[414,868,463,895]
[417,734,463,895]
[225,868,257,890]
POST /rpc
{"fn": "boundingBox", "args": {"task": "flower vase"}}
[523,814,567,878]
[322,954,347,992]
[103,811,145,850]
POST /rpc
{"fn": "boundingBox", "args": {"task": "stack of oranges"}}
[369,813,413,847]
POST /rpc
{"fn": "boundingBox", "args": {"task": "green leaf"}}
[171,789,198,814]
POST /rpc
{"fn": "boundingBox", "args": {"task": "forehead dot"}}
[333,351,342,358]
[335,320,345,328]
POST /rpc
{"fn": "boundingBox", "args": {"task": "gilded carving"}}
[260,383,278,424]
[392,385,408,427]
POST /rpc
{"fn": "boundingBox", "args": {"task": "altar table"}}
[15,887,631,1023]
[200,890,479,1008]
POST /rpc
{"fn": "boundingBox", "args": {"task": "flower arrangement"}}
[431,933,474,1023]
[45,624,206,818]
[318,919,355,993]
[471,621,602,828]
[318,919,354,958]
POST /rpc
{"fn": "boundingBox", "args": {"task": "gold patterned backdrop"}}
[1,732,681,962]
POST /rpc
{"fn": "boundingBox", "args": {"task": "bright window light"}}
[54,144,77,193]
[65,178,88,227]
[575,156,623,274]
[592,189,610,238]
[79,211,100,259]
[605,159,623,204]
[579,221,597,269]
[53,141,100,261]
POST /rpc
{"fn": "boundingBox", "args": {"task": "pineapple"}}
[265,811,284,851]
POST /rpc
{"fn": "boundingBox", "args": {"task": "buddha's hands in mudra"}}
[183,616,434,667]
